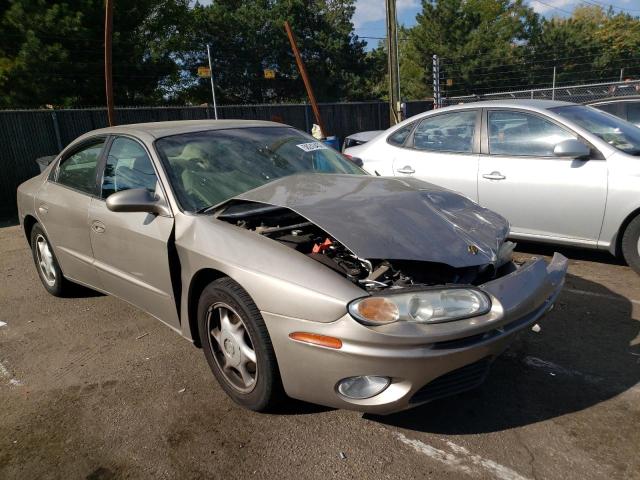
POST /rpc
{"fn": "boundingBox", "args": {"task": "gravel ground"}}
[0,224,639,480]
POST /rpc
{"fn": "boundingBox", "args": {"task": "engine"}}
[216,201,511,291]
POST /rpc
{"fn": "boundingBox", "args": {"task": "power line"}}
[530,0,575,15]
[579,0,640,13]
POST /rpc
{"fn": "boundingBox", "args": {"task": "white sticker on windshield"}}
[296,142,328,152]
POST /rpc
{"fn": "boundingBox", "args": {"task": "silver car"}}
[345,100,640,274]
[17,120,567,414]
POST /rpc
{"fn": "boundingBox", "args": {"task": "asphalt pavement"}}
[1,225,638,480]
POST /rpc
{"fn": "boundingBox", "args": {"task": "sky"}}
[353,0,640,49]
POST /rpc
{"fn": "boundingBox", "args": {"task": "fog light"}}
[336,375,390,399]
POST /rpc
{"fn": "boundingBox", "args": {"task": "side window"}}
[387,122,415,146]
[101,137,158,199]
[595,103,620,116]
[488,110,576,157]
[412,111,477,153]
[626,103,640,126]
[57,140,105,195]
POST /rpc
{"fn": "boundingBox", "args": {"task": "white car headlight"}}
[348,288,491,325]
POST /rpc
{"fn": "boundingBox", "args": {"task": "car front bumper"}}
[263,253,568,414]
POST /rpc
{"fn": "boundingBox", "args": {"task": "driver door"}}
[88,136,179,328]
[478,109,607,243]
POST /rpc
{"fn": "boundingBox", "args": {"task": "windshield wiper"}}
[196,204,218,214]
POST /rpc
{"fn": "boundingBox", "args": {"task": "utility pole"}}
[551,65,556,100]
[432,54,441,109]
[284,21,327,138]
[385,0,401,125]
[104,0,115,126]
[206,45,218,120]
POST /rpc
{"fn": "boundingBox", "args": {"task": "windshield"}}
[155,126,365,212]
[551,105,640,155]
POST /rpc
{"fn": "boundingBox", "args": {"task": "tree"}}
[179,0,373,104]
[403,0,539,97]
[0,0,191,107]
[528,6,640,87]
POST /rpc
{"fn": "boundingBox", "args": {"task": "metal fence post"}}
[51,110,63,151]
[303,103,311,133]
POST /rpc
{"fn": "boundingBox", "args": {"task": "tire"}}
[30,223,70,297]
[197,277,284,411]
[621,215,640,274]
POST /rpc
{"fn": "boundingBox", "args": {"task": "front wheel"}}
[30,223,70,297]
[197,277,284,411]
[621,215,640,275]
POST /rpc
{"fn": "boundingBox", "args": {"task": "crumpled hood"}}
[233,174,510,268]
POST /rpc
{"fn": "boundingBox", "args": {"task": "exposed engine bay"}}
[217,201,517,291]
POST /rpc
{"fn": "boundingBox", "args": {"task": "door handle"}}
[91,220,106,234]
[38,204,49,215]
[482,171,506,180]
[396,165,415,174]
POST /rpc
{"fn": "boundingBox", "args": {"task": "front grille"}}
[410,357,493,404]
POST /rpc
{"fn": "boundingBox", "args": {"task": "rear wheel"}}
[621,214,640,274]
[30,223,69,296]
[197,277,284,411]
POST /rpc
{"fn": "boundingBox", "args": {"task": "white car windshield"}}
[155,126,365,212]
[551,105,640,155]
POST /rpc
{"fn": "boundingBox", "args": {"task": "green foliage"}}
[402,0,539,98]
[2,0,640,107]
[180,0,371,104]
[402,2,640,98]
[0,0,192,107]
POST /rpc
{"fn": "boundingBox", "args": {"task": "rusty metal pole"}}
[386,0,401,125]
[284,21,327,138]
[104,0,115,126]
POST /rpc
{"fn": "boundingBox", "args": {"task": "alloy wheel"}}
[206,302,258,393]
[35,234,56,287]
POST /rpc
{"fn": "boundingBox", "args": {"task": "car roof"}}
[585,95,640,105]
[87,119,285,140]
[439,99,575,111]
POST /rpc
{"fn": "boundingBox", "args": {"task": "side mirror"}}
[345,155,364,167]
[106,188,171,216]
[553,139,590,159]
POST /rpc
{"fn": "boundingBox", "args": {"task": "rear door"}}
[392,109,480,201]
[37,137,106,287]
[477,108,607,243]
[88,136,179,327]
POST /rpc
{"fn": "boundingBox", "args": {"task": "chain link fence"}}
[443,80,640,106]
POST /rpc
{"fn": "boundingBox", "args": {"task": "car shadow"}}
[0,215,18,228]
[514,240,626,266]
[65,284,105,298]
[270,398,334,416]
[366,273,639,433]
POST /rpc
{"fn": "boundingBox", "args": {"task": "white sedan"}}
[344,99,640,273]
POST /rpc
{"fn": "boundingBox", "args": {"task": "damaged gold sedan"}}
[17,120,567,413]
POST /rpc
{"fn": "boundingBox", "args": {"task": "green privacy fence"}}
[0,100,433,219]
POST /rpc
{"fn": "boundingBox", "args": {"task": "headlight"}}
[348,288,491,325]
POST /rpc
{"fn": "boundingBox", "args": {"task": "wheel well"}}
[615,208,640,257]
[187,268,227,348]
[23,215,38,243]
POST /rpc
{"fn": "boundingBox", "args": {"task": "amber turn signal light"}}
[289,332,343,349]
